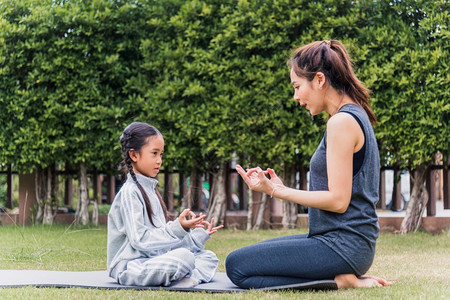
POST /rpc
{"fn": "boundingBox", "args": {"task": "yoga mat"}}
[0,270,337,292]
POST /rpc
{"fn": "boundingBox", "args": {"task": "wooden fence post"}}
[225,162,233,211]
[64,178,73,206]
[179,172,186,208]
[164,171,174,212]
[6,165,13,209]
[426,167,437,216]
[378,170,386,209]
[444,156,449,209]
[392,167,402,211]
[299,166,308,213]
[237,174,247,210]
[106,174,115,204]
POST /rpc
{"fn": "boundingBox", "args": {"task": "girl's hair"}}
[289,40,377,124]
[120,122,168,225]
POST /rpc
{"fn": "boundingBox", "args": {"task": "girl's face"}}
[290,68,325,116]
[130,135,164,178]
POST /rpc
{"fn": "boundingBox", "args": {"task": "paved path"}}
[377,200,450,217]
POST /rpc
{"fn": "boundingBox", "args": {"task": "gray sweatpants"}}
[117,248,219,286]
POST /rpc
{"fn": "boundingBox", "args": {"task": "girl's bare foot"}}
[170,277,200,288]
[335,274,392,289]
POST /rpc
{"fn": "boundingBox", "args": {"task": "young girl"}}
[107,122,223,288]
[227,40,391,289]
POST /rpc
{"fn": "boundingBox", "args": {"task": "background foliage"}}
[0,0,448,180]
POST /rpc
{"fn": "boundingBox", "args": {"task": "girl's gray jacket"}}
[107,173,211,279]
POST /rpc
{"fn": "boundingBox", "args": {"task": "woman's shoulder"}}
[338,104,370,123]
[327,110,359,131]
[326,108,365,148]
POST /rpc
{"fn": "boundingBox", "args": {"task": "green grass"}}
[0,225,449,299]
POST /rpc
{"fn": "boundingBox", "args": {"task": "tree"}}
[0,0,148,224]
[0,0,68,223]
[356,0,449,233]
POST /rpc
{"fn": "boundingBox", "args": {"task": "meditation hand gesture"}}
[202,218,224,236]
[236,164,284,196]
[179,209,205,230]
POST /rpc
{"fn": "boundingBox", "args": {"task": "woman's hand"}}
[236,164,284,195]
[179,209,205,230]
[266,168,283,186]
[202,218,224,236]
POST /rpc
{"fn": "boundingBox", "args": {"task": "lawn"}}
[0,225,449,299]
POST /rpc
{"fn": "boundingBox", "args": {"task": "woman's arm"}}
[237,113,364,213]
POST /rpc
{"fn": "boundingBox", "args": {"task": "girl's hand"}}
[202,218,224,235]
[236,164,284,195]
[179,209,205,230]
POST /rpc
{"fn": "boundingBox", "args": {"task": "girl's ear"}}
[315,72,326,90]
[129,149,139,162]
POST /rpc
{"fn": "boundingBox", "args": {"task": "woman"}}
[226,40,391,289]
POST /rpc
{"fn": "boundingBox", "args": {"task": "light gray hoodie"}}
[107,173,212,280]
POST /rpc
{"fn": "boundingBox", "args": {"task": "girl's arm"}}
[237,113,363,213]
[178,217,224,252]
[118,189,192,255]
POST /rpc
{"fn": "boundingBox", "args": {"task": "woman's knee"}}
[225,249,245,284]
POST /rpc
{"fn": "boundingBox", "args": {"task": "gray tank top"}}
[308,104,380,275]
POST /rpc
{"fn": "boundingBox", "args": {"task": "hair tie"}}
[324,40,331,47]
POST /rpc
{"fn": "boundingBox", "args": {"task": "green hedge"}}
[0,0,448,175]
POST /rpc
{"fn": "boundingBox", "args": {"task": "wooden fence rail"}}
[1,158,449,224]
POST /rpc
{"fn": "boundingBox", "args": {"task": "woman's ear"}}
[315,72,326,90]
[129,149,139,162]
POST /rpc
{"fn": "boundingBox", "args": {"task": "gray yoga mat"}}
[0,270,337,292]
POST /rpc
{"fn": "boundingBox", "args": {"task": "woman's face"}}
[290,68,324,116]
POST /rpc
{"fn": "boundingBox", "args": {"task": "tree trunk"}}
[246,188,254,230]
[183,168,202,210]
[42,166,53,224]
[206,163,227,226]
[253,192,268,230]
[400,165,429,233]
[34,166,46,224]
[75,163,90,225]
[90,200,98,226]
[282,166,297,229]
[206,173,216,213]
[90,172,99,225]
[35,165,56,224]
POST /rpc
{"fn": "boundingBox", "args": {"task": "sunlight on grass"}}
[0,225,107,271]
[0,225,449,299]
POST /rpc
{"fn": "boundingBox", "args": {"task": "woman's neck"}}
[325,89,355,116]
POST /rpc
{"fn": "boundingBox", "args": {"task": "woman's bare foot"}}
[335,274,392,289]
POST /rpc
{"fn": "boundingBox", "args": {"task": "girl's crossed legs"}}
[117,248,218,287]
